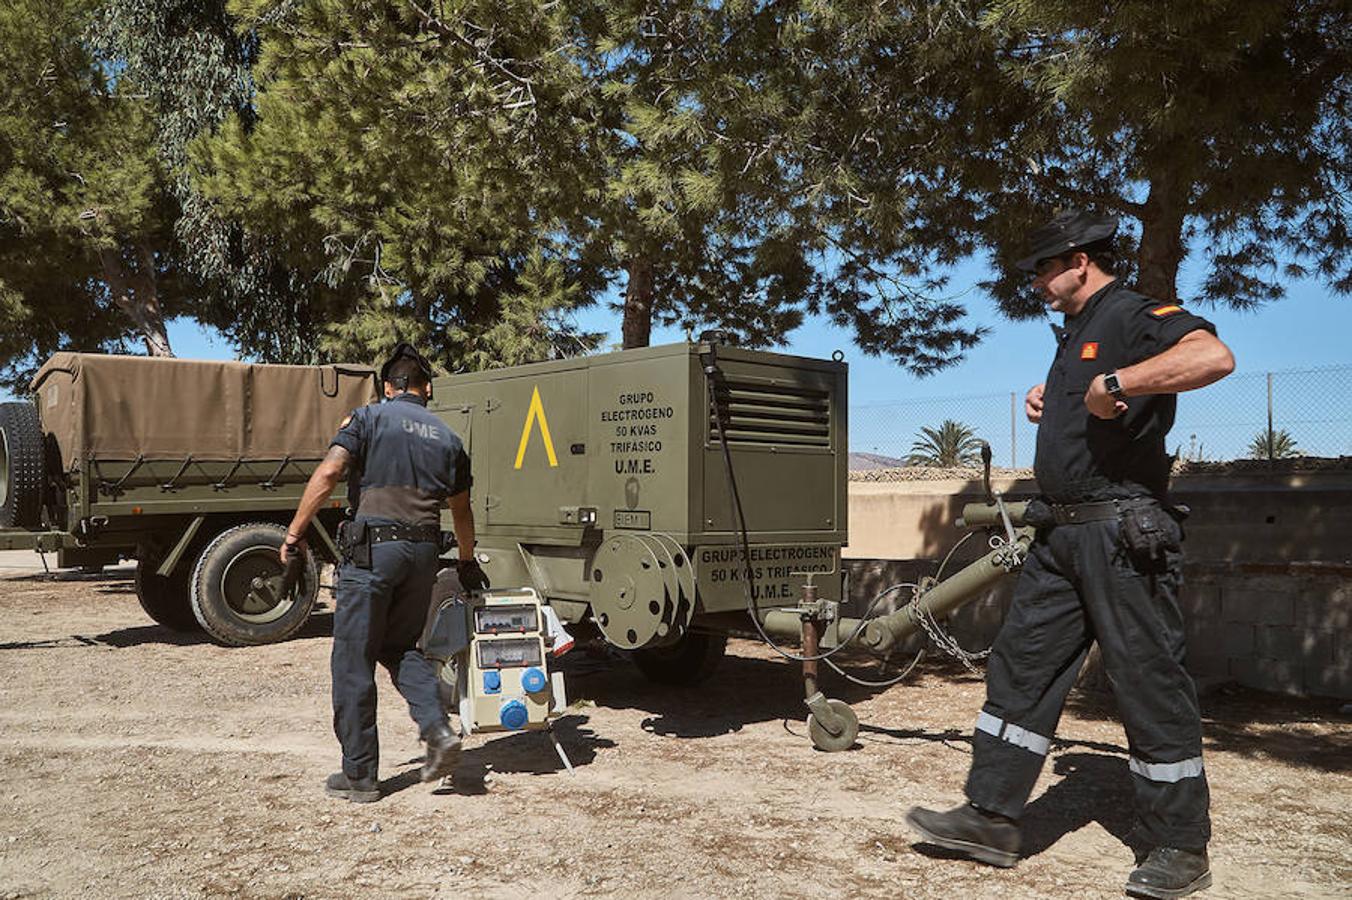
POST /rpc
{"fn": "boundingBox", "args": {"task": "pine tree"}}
[0,0,181,389]
[194,0,606,370]
[91,0,362,365]
[880,0,1352,317]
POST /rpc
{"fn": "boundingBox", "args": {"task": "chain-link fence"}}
[851,364,1352,468]
[852,392,1034,468]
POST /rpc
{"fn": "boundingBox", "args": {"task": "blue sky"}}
[9,262,1350,462]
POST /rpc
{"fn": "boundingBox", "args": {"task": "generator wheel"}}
[134,556,203,633]
[631,631,727,686]
[807,699,859,753]
[0,401,45,528]
[191,522,318,646]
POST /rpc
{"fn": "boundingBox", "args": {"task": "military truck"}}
[0,353,377,645]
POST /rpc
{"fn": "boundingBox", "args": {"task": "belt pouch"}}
[341,519,372,569]
[1119,503,1166,565]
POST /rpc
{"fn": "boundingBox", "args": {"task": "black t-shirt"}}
[331,393,471,526]
[1034,281,1216,502]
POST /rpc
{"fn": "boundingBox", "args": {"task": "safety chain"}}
[903,531,1018,675]
[912,604,991,674]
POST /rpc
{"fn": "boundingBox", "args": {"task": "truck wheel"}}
[631,631,728,686]
[134,557,203,633]
[191,522,319,646]
[0,401,45,528]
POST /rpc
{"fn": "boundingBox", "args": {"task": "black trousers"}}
[332,540,445,780]
[964,508,1211,849]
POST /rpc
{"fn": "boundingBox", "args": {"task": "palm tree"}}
[906,420,984,467]
[1247,427,1300,460]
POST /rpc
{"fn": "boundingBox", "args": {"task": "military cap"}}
[379,342,434,387]
[1015,209,1118,273]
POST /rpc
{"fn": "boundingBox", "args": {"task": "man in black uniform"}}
[905,210,1235,898]
[282,343,490,803]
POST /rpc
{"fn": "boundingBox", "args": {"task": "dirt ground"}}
[1,570,1349,899]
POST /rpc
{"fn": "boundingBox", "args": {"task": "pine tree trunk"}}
[621,256,654,349]
[1135,169,1188,304]
[100,244,174,357]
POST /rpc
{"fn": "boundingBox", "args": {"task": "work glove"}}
[456,557,490,592]
[279,532,307,566]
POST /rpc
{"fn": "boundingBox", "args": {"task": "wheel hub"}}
[219,547,290,622]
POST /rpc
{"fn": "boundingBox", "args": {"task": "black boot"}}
[324,771,380,803]
[905,802,1021,868]
[421,723,462,782]
[1125,847,1211,898]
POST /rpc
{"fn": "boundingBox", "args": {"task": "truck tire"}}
[134,555,204,633]
[631,631,728,686]
[190,522,319,646]
[0,401,45,528]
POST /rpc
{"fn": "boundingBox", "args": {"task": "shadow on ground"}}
[907,751,1145,864]
[0,607,337,651]
[1069,682,1352,774]
[1020,752,1145,859]
[370,715,614,799]
[555,643,965,741]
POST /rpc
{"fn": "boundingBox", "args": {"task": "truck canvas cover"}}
[31,353,378,467]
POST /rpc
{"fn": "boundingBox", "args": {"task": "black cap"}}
[1015,209,1118,273]
[379,342,433,388]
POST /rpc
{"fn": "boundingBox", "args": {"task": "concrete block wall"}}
[843,471,1352,699]
[844,558,1352,699]
[1190,565,1352,697]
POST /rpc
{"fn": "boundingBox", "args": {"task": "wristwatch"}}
[1103,371,1127,402]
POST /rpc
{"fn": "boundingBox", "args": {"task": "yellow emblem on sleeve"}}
[1150,304,1183,318]
[339,414,352,429]
[514,385,559,469]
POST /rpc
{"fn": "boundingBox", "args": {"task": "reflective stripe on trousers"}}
[1130,755,1205,783]
[975,710,1052,756]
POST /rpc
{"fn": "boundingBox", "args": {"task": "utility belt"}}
[1048,500,1127,525]
[1024,497,1188,566]
[336,519,440,568]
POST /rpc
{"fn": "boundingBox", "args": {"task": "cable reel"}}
[589,532,695,650]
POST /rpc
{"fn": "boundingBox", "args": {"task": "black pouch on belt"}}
[1119,502,1168,566]
[338,519,372,569]
[1023,498,1055,529]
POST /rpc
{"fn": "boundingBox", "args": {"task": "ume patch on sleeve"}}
[1150,304,1183,318]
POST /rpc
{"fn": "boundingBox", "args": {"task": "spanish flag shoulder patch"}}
[339,414,353,429]
[1150,304,1183,318]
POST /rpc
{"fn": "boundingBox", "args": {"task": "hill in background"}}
[848,452,907,471]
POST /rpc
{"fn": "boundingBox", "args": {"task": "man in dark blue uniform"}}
[282,343,489,803]
[905,210,1235,898]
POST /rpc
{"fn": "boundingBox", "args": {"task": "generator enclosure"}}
[429,341,848,651]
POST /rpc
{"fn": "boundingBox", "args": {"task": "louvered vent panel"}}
[710,381,831,447]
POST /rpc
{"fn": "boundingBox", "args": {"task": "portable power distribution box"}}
[438,587,566,735]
